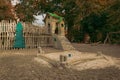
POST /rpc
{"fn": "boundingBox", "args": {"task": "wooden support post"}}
[60,55,68,68]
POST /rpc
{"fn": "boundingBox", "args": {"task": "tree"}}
[102,0,120,43]
[15,0,119,43]
[0,0,15,21]
[80,0,120,43]
[15,0,80,40]
[105,0,120,32]
[81,12,108,42]
[15,0,44,22]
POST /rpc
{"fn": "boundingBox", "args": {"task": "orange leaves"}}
[0,0,15,20]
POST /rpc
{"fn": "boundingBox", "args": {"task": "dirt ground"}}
[72,43,120,58]
[0,44,120,80]
[72,43,120,67]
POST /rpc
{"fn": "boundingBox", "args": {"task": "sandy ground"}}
[0,44,120,80]
[72,43,120,58]
[35,49,118,71]
[72,43,120,68]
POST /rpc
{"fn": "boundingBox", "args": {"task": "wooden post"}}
[60,55,67,63]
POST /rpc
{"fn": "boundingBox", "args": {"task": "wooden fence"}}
[0,20,53,49]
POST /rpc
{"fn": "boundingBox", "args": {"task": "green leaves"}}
[14,0,120,43]
[80,12,108,42]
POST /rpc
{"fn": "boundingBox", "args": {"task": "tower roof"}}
[44,12,64,23]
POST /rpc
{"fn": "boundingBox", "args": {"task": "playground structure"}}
[33,13,115,70]
[0,20,52,49]
[0,12,75,50]
[0,13,116,71]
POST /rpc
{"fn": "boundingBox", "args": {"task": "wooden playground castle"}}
[0,12,75,50]
[0,20,53,49]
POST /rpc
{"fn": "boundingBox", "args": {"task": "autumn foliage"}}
[0,0,15,21]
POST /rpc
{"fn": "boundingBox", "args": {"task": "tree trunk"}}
[84,33,90,43]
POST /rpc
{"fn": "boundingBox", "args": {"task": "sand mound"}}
[35,50,115,71]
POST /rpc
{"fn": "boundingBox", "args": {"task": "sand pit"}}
[34,57,52,68]
[35,50,115,71]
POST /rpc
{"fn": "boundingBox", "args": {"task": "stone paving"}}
[0,50,120,80]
